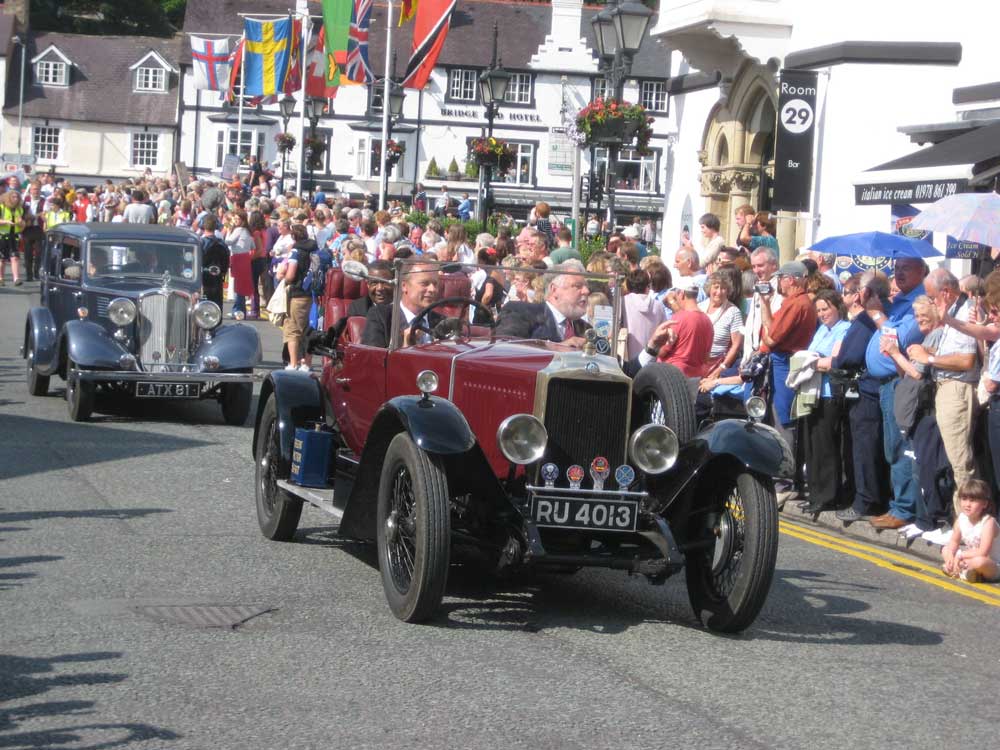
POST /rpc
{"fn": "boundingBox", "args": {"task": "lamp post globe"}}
[610,1,654,55]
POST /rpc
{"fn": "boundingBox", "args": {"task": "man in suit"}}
[362,262,443,348]
[496,265,591,346]
[347,260,394,318]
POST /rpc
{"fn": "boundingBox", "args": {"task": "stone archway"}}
[698,62,778,244]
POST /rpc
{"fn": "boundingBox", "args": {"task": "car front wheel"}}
[376,432,450,623]
[25,339,49,396]
[254,396,303,540]
[684,470,778,633]
[65,361,94,422]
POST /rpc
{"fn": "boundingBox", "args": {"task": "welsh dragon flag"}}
[321,0,353,87]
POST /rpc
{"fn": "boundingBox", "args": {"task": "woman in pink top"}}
[623,269,668,359]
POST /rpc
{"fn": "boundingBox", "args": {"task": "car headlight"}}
[416,370,438,395]
[497,414,548,465]
[629,424,679,475]
[107,298,136,327]
[193,300,222,330]
[746,396,767,421]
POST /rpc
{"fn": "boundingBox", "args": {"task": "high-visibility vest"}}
[0,204,23,236]
[45,209,70,229]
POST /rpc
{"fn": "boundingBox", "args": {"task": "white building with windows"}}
[0,29,183,184]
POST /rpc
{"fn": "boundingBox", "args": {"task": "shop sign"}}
[772,69,819,212]
[854,178,969,205]
[439,107,543,123]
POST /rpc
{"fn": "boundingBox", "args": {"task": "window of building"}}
[448,68,478,101]
[136,66,166,92]
[216,129,262,168]
[593,78,611,101]
[640,80,667,112]
[504,73,532,105]
[356,137,403,179]
[32,126,61,162]
[131,133,160,168]
[36,60,68,87]
[594,147,658,192]
[499,142,534,186]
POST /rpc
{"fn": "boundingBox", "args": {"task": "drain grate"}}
[132,604,275,629]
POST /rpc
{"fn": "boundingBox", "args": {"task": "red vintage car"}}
[251,260,792,633]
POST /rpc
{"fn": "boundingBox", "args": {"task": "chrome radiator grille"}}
[138,292,190,371]
[540,378,629,486]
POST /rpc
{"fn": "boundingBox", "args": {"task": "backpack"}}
[301,247,333,297]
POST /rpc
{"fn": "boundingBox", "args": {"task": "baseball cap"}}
[777,261,808,279]
[677,276,701,293]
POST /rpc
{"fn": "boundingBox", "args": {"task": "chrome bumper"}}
[72,369,259,384]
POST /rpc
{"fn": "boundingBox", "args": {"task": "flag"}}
[224,38,244,102]
[345,0,374,83]
[399,0,418,26]
[323,0,354,70]
[242,17,295,97]
[402,0,456,90]
[282,18,303,94]
[191,36,231,91]
[306,24,339,99]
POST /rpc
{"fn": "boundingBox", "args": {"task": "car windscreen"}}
[87,241,199,281]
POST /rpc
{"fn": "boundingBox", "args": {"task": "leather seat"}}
[437,272,471,318]
[322,268,368,328]
[345,316,368,345]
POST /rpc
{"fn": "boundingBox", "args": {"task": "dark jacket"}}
[201,235,230,287]
[361,303,443,348]
[347,295,375,318]
[496,302,590,342]
[287,239,318,299]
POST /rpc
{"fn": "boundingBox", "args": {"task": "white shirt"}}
[936,299,979,384]
[546,301,574,340]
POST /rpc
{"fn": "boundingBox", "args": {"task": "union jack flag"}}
[345,0,374,83]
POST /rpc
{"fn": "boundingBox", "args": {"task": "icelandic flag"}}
[242,17,294,97]
[345,0,374,84]
[190,36,232,91]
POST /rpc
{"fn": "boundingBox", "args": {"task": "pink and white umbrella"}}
[908,192,1000,248]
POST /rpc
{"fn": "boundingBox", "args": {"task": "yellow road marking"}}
[779,520,1000,607]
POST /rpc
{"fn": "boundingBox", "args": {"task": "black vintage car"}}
[22,223,261,423]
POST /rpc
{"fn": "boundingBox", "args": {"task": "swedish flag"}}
[242,18,294,97]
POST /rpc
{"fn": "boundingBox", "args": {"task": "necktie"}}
[563,318,574,341]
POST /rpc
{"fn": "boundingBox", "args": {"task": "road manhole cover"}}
[131,604,274,629]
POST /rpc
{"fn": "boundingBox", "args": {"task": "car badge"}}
[594,336,612,355]
[540,463,559,488]
[160,270,171,289]
[152,351,161,362]
[615,465,636,491]
[590,457,610,491]
[566,465,585,490]
[585,361,599,375]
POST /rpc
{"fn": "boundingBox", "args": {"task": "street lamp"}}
[305,97,325,202]
[590,0,653,231]
[476,23,511,225]
[278,94,296,195]
[12,35,26,165]
[373,70,406,209]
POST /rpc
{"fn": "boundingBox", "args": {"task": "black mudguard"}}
[24,307,59,375]
[64,320,131,370]
[252,369,325,464]
[194,323,263,371]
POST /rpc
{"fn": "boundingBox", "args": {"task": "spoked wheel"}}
[684,470,778,633]
[65,360,94,422]
[254,396,303,541]
[25,340,49,396]
[376,433,450,623]
[632,363,697,443]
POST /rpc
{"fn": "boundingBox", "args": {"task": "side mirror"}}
[342,259,397,286]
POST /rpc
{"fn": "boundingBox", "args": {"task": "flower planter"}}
[588,117,628,144]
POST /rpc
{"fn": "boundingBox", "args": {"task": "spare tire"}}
[631,363,698,444]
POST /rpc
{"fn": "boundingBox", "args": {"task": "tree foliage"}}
[30,1,186,36]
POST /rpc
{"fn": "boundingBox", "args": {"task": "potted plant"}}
[469,136,516,176]
[425,157,441,179]
[274,132,297,153]
[575,98,654,153]
[447,157,461,180]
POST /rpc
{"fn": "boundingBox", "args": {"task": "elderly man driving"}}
[496,263,590,345]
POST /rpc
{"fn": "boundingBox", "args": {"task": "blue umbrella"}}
[810,231,940,259]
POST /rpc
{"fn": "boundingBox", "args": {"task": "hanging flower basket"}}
[386,139,405,166]
[575,98,654,154]
[469,136,516,175]
[274,132,297,153]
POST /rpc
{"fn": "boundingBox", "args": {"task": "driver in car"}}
[496,264,591,347]
[361,262,443,348]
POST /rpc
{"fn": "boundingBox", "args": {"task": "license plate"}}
[135,381,201,399]
[531,496,638,532]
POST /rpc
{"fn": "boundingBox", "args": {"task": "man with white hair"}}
[672,246,706,302]
[496,264,590,345]
[814,250,842,292]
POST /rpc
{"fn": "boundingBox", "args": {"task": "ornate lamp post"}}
[590,0,653,231]
[305,96,326,202]
[477,23,511,225]
[373,63,406,209]
[278,94,296,195]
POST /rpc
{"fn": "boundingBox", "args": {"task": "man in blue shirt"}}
[857,257,927,529]
[457,193,472,221]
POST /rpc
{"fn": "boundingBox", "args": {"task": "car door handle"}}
[335,377,351,386]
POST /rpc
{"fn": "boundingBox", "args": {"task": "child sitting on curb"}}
[942,479,1000,583]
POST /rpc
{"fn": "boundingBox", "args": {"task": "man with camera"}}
[741,247,783,367]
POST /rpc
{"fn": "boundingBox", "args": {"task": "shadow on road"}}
[0,414,217,482]
[0,651,180,748]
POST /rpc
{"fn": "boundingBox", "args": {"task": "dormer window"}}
[136,66,166,92]
[36,60,68,87]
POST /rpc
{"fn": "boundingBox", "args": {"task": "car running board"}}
[276,480,343,522]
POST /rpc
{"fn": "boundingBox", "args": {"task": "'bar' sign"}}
[772,70,819,212]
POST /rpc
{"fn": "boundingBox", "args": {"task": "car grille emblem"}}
[152,351,162,362]
[590,457,610,491]
[566,465,585,490]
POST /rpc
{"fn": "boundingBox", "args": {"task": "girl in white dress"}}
[942,479,1000,583]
